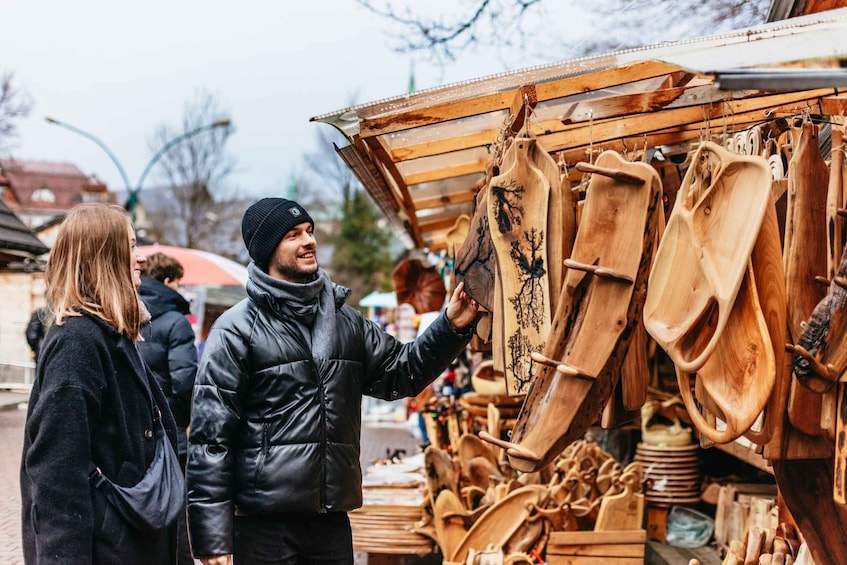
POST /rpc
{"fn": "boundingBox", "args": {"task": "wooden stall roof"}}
[311,8,847,251]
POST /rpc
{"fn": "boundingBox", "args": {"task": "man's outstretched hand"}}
[446,281,479,331]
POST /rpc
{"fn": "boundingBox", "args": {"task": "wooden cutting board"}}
[454,183,497,312]
[594,473,644,531]
[488,151,661,473]
[488,137,552,396]
[783,121,829,437]
[531,138,575,315]
[677,260,775,444]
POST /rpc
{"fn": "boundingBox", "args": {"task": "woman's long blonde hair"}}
[46,203,142,340]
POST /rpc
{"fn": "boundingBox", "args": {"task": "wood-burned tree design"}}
[508,227,547,392]
[491,179,524,234]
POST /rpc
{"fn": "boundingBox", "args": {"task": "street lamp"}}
[44,116,232,223]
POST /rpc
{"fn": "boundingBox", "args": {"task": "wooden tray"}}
[644,141,771,372]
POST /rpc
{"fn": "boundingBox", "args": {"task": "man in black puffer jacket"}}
[186,198,479,565]
[137,252,198,465]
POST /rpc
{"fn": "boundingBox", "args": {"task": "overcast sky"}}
[2,0,586,199]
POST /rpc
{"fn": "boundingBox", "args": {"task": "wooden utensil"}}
[449,484,547,563]
[645,141,772,372]
[433,489,470,560]
[594,472,644,531]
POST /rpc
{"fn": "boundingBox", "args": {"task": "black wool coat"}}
[20,313,182,565]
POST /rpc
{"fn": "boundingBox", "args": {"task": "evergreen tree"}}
[328,187,394,310]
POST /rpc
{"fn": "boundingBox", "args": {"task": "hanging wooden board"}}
[487,137,552,395]
[483,151,661,472]
[454,184,497,312]
[784,121,829,437]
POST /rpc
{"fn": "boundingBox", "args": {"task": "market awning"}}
[312,8,847,251]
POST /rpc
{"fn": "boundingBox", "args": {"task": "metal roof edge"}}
[311,7,847,137]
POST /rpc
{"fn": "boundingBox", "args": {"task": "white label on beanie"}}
[291,208,302,217]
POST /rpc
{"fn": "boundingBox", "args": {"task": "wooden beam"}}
[363,137,424,247]
[386,87,810,164]
[539,89,832,155]
[821,95,847,115]
[359,60,681,138]
[412,186,478,211]
[404,159,490,186]
[560,85,763,124]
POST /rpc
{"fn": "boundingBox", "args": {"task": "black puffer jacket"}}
[137,276,197,437]
[186,276,470,557]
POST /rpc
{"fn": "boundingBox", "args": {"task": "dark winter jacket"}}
[20,313,182,565]
[186,276,471,558]
[25,308,47,358]
[137,276,198,459]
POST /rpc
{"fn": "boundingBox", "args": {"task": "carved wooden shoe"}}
[644,141,772,372]
[502,150,661,472]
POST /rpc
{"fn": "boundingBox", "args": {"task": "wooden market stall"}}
[313,7,847,565]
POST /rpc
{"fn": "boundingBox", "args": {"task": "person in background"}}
[20,203,182,564]
[137,252,198,565]
[137,252,198,466]
[187,197,479,565]
[25,307,48,364]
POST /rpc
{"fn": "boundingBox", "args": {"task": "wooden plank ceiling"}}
[312,8,847,251]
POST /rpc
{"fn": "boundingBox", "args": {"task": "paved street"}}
[0,405,26,565]
[0,398,420,564]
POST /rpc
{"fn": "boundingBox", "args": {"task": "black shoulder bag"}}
[88,407,185,531]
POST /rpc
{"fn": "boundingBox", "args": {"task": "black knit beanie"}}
[241,197,314,271]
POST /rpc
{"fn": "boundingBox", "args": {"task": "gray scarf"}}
[247,263,345,364]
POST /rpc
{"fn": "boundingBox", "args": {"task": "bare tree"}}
[356,0,770,65]
[301,125,356,209]
[142,89,239,255]
[0,71,34,155]
[300,123,395,308]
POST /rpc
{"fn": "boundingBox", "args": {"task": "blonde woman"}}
[20,204,184,564]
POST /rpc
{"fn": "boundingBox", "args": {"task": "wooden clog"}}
[645,141,772,372]
[482,150,661,472]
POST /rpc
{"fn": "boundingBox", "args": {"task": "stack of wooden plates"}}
[634,442,701,508]
[458,392,524,423]
[350,487,436,555]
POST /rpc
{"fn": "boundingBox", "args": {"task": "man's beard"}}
[273,257,319,283]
